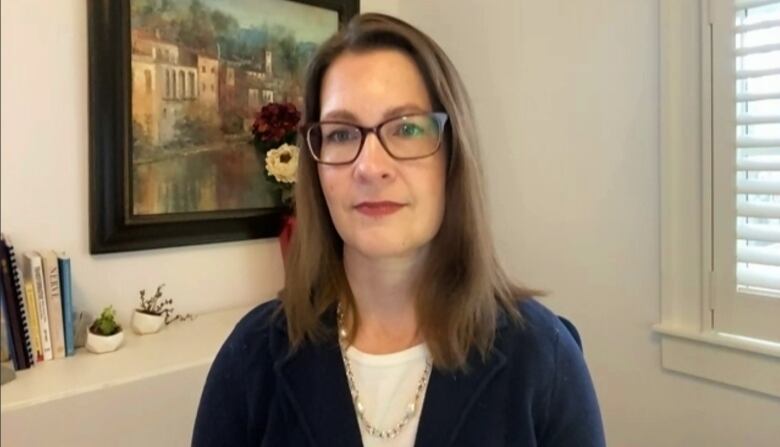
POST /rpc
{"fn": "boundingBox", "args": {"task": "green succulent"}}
[90,306,121,336]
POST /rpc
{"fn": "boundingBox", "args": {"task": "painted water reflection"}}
[132,138,279,215]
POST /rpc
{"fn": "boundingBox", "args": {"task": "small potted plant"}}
[86,306,123,354]
[131,284,193,335]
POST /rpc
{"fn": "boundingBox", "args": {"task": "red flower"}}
[251,102,301,143]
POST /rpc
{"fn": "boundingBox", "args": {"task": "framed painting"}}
[88,0,358,254]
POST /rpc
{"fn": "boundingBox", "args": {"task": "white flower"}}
[265,143,300,184]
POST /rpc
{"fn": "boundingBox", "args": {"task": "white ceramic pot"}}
[85,329,124,354]
[131,310,165,335]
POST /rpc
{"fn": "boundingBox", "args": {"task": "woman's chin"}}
[345,238,421,261]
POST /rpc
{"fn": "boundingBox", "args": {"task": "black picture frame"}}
[88,0,358,254]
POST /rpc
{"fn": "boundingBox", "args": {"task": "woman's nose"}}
[353,131,394,181]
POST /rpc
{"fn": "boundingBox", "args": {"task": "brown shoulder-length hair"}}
[280,13,539,371]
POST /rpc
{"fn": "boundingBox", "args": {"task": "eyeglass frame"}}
[301,111,449,165]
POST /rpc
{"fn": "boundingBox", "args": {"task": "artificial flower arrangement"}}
[251,102,301,208]
[251,102,301,261]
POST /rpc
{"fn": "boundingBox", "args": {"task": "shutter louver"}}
[735,0,780,296]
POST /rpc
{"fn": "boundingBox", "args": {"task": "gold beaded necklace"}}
[336,303,432,440]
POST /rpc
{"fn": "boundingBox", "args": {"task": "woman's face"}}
[317,49,447,260]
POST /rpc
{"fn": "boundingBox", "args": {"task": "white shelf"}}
[0,304,253,413]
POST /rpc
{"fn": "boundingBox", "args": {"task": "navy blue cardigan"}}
[192,298,605,446]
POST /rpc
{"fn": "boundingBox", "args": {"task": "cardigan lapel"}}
[274,335,364,447]
[415,311,511,447]
[413,346,508,447]
[273,313,363,447]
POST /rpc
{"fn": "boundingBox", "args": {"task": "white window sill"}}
[653,324,780,398]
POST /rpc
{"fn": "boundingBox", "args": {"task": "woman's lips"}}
[354,201,405,217]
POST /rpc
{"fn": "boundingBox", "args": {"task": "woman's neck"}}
[342,246,427,354]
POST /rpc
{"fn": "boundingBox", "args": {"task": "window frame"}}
[655,0,780,398]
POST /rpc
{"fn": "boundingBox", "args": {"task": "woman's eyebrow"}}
[321,109,358,121]
[320,104,428,123]
[382,104,428,119]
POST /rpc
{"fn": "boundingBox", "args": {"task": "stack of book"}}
[0,233,76,371]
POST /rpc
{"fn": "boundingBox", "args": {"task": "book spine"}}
[58,255,75,356]
[41,252,65,359]
[0,278,20,369]
[0,240,30,369]
[30,254,53,361]
[24,281,43,363]
[6,239,34,367]
[18,247,43,364]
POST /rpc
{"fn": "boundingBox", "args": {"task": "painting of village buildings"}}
[129,0,337,215]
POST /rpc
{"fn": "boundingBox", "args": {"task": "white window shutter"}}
[712,0,780,343]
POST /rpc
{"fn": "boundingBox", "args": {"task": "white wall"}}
[390,1,780,446]
[2,364,209,446]
[362,0,400,16]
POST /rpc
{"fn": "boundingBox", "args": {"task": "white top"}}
[345,343,430,447]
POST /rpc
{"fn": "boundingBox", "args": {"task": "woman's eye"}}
[325,128,357,144]
[395,123,426,138]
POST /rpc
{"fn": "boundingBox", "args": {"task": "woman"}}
[193,13,605,447]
